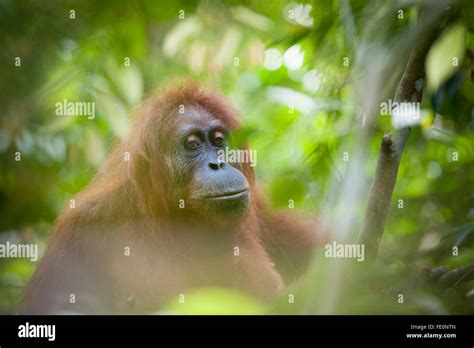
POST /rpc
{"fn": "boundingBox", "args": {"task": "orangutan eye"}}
[212,131,225,147]
[185,135,202,150]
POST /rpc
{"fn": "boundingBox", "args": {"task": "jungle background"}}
[0,0,473,314]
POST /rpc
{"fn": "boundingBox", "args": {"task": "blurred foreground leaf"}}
[426,23,466,91]
[159,287,266,315]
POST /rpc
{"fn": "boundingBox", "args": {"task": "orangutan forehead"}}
[174,104,227,129]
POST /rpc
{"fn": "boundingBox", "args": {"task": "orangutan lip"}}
[206,189,248,199]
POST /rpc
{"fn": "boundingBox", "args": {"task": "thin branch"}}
[439,264,474,290]
[419,263,474,289]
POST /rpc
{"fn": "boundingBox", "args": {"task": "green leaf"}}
[426,23,466,92]
[159,287,266,314]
